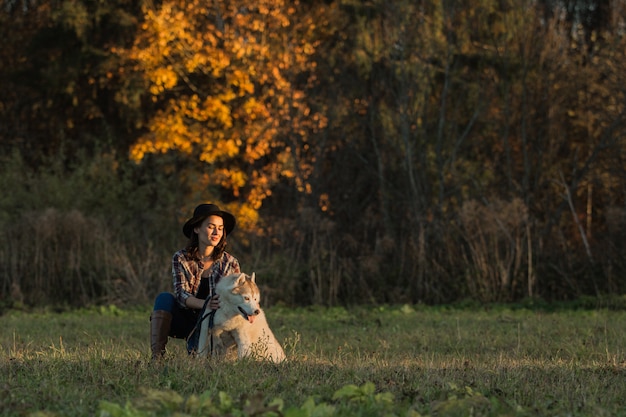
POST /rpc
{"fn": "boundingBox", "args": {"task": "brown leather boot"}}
[150,310,172,360]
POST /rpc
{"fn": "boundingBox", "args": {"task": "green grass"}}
[1,304,625,416]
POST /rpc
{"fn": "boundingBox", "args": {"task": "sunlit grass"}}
[1,305,625,416]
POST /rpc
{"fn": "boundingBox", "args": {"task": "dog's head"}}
[218,272,261,323]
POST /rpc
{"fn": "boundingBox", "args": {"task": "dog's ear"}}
[250,272,256,283]
[235,273,247,286]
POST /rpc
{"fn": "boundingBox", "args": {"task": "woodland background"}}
[2,0,626,309]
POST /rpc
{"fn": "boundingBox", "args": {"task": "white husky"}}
[197,272,286,363]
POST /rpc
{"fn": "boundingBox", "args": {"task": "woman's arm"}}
[184,295,206,309]
[172,251,196,308]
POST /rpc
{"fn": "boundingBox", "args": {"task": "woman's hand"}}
[207,294,220,310]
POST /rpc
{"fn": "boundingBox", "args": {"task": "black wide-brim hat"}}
[183,203,236,239]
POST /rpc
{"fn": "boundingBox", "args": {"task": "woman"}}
[150,203,240,360]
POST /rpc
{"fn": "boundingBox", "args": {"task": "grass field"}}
[1,304,625,416]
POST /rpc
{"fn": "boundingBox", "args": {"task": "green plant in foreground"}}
[96,383,405,417]
[98,386,335,417]
[95,382,529,417]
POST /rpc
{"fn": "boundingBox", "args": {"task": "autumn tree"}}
[118,0,327,226]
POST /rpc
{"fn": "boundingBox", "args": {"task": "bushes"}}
[2,148,626,309]
[0,150,181,309]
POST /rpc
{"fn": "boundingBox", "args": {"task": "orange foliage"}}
[120,0,327,223]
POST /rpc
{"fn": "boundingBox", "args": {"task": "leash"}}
[207,306,216,355]
[189,296,217,356]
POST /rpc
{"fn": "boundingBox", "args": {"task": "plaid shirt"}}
[172,249,240,308]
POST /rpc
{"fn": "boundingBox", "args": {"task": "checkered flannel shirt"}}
[172,249,241,308]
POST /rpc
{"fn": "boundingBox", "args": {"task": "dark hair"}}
[184,220,228,262]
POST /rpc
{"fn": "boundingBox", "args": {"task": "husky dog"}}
[197,272,286,363]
